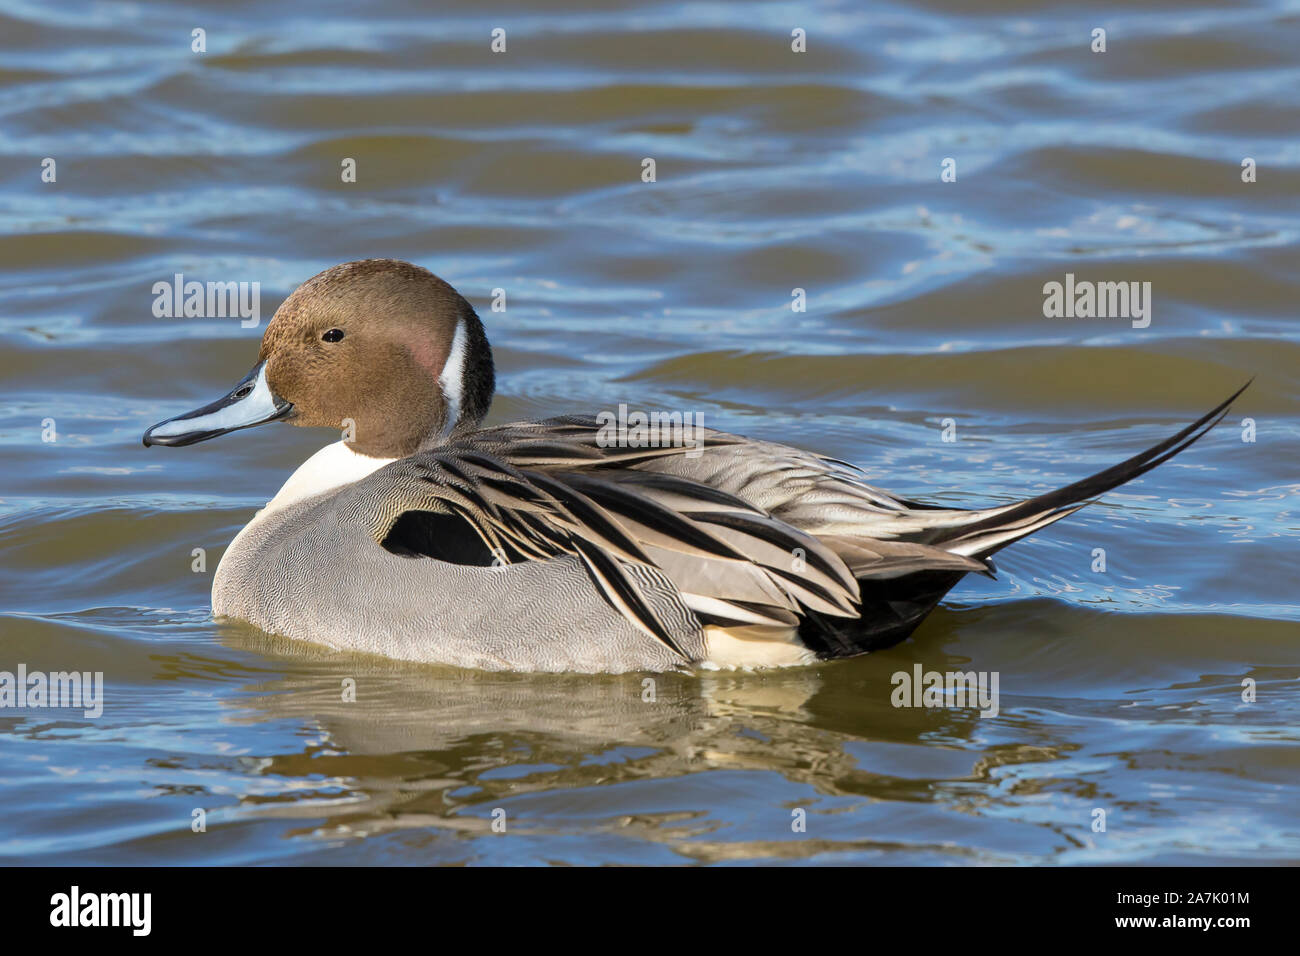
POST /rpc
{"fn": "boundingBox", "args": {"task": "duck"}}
[143,258,1249,673]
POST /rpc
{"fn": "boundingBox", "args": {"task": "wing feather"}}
[357,437,872,653]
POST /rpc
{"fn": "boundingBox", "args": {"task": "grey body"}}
[214,477,698,672]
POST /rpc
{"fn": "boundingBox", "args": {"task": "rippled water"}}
[2,0,1298,865]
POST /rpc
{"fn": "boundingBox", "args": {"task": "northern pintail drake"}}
[144,259,1249,673]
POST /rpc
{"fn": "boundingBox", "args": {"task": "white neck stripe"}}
[437,317,468,440]
[260,441,395,517]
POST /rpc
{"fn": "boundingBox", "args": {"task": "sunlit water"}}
[1,0,1297,864]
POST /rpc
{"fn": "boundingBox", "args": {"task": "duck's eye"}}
[322,328,345,343]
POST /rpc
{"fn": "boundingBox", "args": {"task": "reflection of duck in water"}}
[221,623,832,756]
[146,259,1248,672]
[218,623,1006,853]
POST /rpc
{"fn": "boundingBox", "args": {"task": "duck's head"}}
[143,259,495,458]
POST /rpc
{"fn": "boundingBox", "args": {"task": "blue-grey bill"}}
[143,361,293,447]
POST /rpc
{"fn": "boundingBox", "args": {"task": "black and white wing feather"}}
[349,441,862,658]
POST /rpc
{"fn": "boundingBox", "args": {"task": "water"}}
[1,0,1297,865]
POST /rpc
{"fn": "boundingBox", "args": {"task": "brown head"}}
[143,259,495,458]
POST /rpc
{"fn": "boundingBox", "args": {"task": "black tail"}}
[940,378,1252,558]
[801,381,1251,658]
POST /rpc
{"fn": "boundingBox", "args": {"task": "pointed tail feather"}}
[942,379,1251,557]
[800,382,1250,659]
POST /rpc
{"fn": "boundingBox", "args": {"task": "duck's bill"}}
[143,360,293,447]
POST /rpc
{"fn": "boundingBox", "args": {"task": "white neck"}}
[437,316,468,440]
[262,440,395,516]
